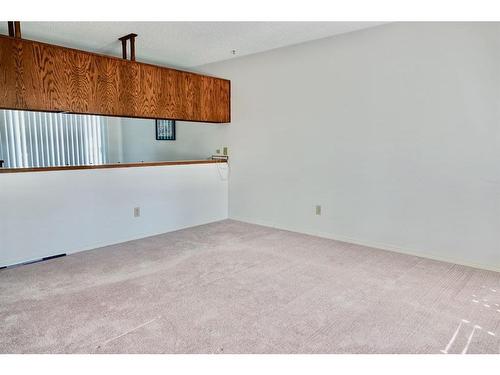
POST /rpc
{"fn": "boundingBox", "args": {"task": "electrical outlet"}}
[315,205,322,216]
[134,207,141,218]
[223,147,228,156]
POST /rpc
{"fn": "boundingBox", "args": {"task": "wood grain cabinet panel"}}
[94,57,120,115]
[0,35,230,123]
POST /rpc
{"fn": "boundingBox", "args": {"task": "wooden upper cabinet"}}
[0,35,230,123]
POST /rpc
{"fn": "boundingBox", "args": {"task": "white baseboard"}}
[229,215,500,274]
[2,216,228,268]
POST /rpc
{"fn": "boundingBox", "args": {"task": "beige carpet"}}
[1,220,499,354]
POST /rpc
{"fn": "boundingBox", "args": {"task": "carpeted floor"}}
[1,219,499,354]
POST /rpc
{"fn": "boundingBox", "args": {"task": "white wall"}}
[197,22,500,271]
[107,117,124,163]
[119,118,227,163]
[0,163,228,267]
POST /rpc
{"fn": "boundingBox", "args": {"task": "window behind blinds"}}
[0,110,109,168]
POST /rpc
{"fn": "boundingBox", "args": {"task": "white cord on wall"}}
[216,159,229,181]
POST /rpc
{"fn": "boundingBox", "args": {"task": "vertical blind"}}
[0,110,109,168]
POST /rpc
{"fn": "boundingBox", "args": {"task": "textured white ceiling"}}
[0,22,384,68]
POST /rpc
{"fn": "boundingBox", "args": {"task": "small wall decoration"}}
[156,119,176,141]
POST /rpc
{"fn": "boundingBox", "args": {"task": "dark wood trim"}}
[7,22,14,37]
[121,38,127,59]
[0,160,226,174]
[130,36,135,61]
[14,21,21,38]
[118,33,138,41]
[118,33,138,61]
